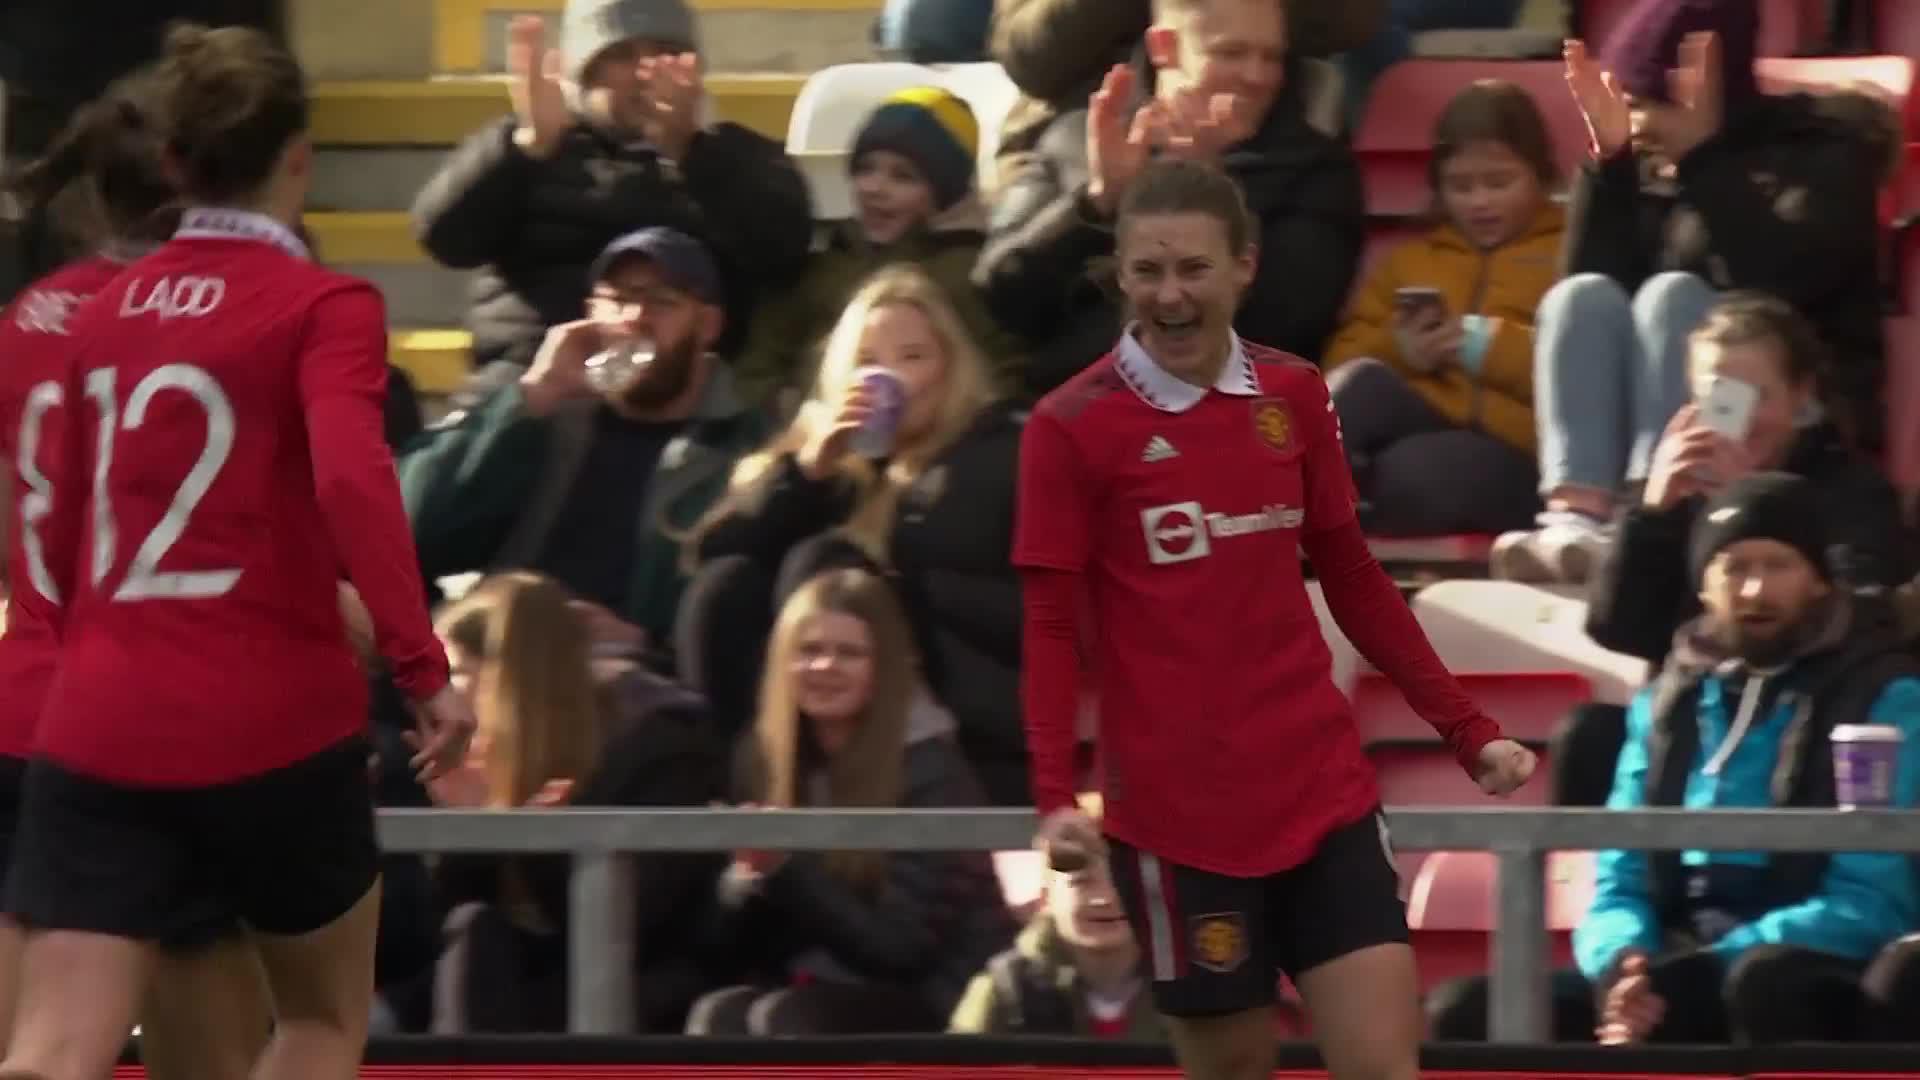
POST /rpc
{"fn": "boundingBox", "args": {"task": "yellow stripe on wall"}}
[434,0,877,71]
[391,329,474,394]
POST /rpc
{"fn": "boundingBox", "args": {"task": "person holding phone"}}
[1499,0,1885,586]
[1322,79,1563,537]
[1549,292,1913,808]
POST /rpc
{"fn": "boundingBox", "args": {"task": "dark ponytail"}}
[5,76,174,247]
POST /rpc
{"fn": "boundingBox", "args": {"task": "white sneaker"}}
[1491,511,1611,585]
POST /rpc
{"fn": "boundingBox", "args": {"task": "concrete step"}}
[299,211,463,326]
[436,0,878,76]
[311,148,449,213]
[312,75,806,146]
[355,263,473,329]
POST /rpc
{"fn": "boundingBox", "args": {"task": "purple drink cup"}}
[850,366,907,458]
[1830,724,1904,809]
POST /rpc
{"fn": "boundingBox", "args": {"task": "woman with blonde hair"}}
[426,572,728,1033]
[686,569,1014,1035]
[675,265,1031,802]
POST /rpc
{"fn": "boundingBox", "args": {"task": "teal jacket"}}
[1575,609,1920,981]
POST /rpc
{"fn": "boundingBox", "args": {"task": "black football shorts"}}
[0,753,26,896]
[7,736,378,943]
[1107,807,1410,1018]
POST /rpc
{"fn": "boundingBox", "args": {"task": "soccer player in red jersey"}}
[0,27,473,1080]
[1016,157,1537,1080]
[0,78,282,1080]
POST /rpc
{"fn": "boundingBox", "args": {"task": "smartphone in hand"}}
[1393,286,1448,329]
[1698,376,1759,442]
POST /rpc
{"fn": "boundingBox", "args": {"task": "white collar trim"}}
[175,207,311,261]
[1114,327,1262,413]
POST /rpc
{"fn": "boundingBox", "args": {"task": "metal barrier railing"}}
[377,806,1920,1041]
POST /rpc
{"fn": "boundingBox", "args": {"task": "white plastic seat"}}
[785,61,1019,220]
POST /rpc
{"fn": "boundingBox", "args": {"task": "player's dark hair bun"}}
[152,22,309,204]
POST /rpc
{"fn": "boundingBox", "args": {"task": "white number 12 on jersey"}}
[14,363,241,604]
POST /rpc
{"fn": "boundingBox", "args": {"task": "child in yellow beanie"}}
[734,87,1026,411]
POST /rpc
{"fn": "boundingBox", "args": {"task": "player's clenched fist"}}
[1473,738,1537,797]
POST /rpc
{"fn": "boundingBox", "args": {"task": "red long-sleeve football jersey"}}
[0,256,125,759]
[34,212,446,785]
[1015,333,1502,877]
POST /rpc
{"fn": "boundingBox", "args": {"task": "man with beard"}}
[401,227,764,669]
[1430,471,1920,1045]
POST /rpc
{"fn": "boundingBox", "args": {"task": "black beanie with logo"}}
[1688,471,1832,587]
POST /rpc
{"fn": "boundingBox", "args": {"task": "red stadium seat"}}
[1353,61,1586,217]
[1364,534,1495,566]
[1579,0,1821,56]
[1404,850,1584,991]
[1877,0,1920,60]
[1353,671,1592,746]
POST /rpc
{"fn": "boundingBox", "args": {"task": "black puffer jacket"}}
[1586,423,1914,666]
[1563,92,1886,447]
[410,117,813,368]
[700,702,1017,1020]
[693,401,1027,801]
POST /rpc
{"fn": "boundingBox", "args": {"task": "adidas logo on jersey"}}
[1141,435,1179,463]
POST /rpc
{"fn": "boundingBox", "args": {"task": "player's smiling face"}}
[1118,210,1256,382]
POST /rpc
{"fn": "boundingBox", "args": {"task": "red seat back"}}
[1876,0,1920,59]
[1353,671,1592,746]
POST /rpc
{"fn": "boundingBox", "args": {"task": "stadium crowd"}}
[4,0,1920,1056]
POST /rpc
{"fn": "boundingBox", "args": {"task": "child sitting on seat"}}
[1321,78,1564,537]
[733,86,1025,411]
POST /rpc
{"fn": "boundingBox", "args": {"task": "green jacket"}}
[732,221,1027,408]
[399,361,765,645]
[948,915,1166,1040]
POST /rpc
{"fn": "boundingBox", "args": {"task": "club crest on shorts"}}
[1189,912,1249,973]
[1251,399,1294,455]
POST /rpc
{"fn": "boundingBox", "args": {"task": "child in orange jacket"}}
[1323,79,1565,536]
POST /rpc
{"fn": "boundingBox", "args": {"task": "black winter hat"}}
[1689,471,1831,587]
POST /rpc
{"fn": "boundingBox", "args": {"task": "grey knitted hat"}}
[562,0,699,82]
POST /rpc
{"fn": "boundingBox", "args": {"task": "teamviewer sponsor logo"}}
[1141,501,1304,564]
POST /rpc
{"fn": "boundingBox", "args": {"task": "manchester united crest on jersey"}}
[1251,399,1294,455]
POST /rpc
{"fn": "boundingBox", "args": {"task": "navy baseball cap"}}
[589,227,723,305]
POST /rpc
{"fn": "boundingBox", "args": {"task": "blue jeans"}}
[1533,272,1717,495]
[1342,0,1525,125]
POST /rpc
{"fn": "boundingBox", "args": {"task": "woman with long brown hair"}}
[675,265,1029,801]
[685,568,1013,1035]
[427,572,727,1032]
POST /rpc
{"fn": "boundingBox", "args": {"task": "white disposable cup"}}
[1830,723,1904,810]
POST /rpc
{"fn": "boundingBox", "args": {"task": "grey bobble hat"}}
[562,0,699,82]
